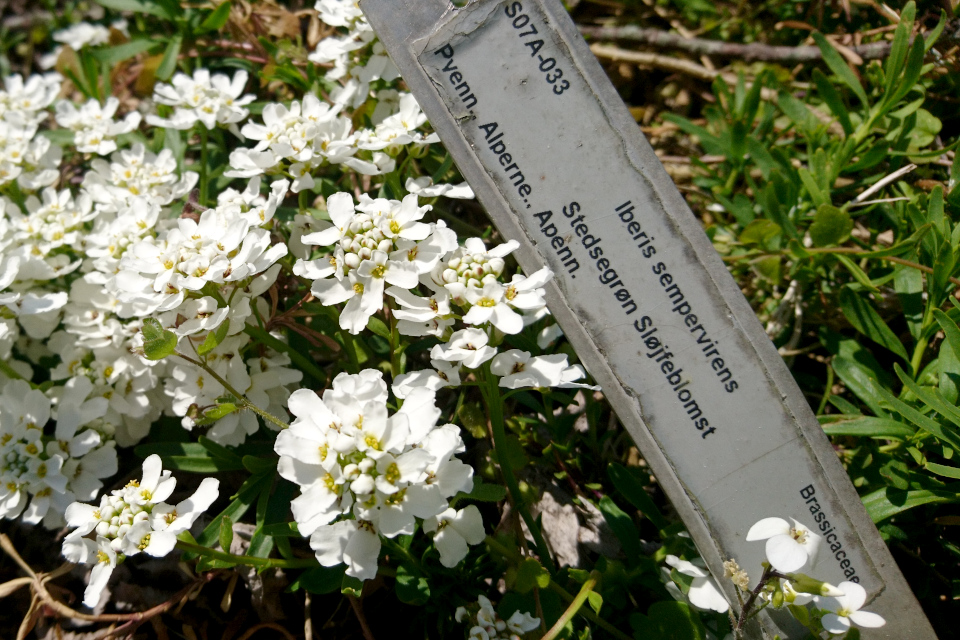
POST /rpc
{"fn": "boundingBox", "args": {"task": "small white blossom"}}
[819,581,886,633]
[746,516,821,573]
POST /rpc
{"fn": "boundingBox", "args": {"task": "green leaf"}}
[141,318,178,361]
[341,575,364,597]
[831,355,890,417]
[95,0,177,19]
[198,321,229,356]
[607,463,667,530]
[395,565,431,605]
[514,557,551,593]
[926,462,960,480]
[262,522,300,537]
[296,565,345,594]
[366,315,391,339]
[924,10,947,52]
[200,1,232,31]
[740,218,781,250]
[838,288,909,361]
[809,204,852,247]
[157,35,183,82]
[219,515,234,552]
[798,168,828,207]
[630,601,706,640]
[195,403,239,427]
[812,69,852,136]
[457,478,507,503]
[812,32,868,106]
[821,417,915,440]
[587,590,603,615]
[242,455,278,474]
[91,39,161,65]
[598,496,641,563]
[892,365,960,450]
[834,255,879,293]
[193,471,272,552]
[862,485,960,523]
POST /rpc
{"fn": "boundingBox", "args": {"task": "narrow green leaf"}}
[95,0,175,19]
[926,462,960,480]
[262,522,300,537]
[200,1,232,31]
[838,288,909,360]
[219,515,234,552]
[607,463,667,530]
[821,417,915,440]
[366,316,391,339]
[91,39,161,65]
[893,365,960,450]
[924,10,947,52]
[194,471,272,550]
[598,496,641,563]
[157,35,182,82]
[812,32,868,106]
[198,435,243,462]
[798,168,827,207]
[831,356,890,417]
[862,485,959,523]
[812,69,852,136]
[835,255,879,293]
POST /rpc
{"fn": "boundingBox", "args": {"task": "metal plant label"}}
[358,0,934,636]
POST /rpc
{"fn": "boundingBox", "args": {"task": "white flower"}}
[405,176,474,199]
[463,281,523,334]
[490,350,594,389]
[55,97,141,155]
[310,519,381,581]
[423,506,485,568]
[84,536,117,607]
[430,328,497,369]
[746,517,821,573]
[664,555,729,613]
[53,23,112,51]
[819,581,886,633]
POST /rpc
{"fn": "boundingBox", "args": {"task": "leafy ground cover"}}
[0,0,957,638]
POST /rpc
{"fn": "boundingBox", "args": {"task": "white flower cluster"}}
[147,69,255,132]
[274,370,480,580]
[742,516,886,633]
[40,21,129,70]
[294,193,591,392]
[226,91,426,190]
[0,73,62,190]
[55,96,141,155]
[663,555,730,613]
[0,378,117,529]
[62,454,219,607]
[454,595,540,640]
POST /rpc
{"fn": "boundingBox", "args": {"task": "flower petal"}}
[745,517,789,541]
[848,611,886,628]
[765,535,808,572]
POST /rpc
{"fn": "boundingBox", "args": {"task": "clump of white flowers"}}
[147,69,255,133]
[55,97,141,155]
[62,455,219,607]
[455,595,540,640]
[275,370,478,580]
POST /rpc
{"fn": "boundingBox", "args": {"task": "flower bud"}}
[788,572,844,597]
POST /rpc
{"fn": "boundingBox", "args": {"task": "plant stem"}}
[298,190,308,215]
[176,539,316,569]
[542,573,598,640]
[173,351,290,430]
[479,365,556,575]
[199,126,210,207]
[735,564,774,636]
[547,582,633,640]
[0,358,24,380]
[339,330,361,374]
